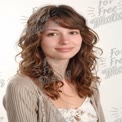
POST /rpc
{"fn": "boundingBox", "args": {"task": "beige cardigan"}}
[3,74,105,122]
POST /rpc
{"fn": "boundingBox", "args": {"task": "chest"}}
[50,95,86,109]
[58,97,98,122]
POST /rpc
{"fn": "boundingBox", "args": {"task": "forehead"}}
[44,20,63,30]
[44,20,79,32]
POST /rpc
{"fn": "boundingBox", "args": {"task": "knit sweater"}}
[3,74,105,122]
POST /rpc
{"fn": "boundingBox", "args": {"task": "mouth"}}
[55,47,74,52]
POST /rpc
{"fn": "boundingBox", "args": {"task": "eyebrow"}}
[45,29,79,32]
[45,29,59,31]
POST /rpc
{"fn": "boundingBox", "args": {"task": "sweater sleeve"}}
[4,77,39,122]
[91,82,105,122]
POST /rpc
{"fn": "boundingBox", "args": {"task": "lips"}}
[55,47,74,52]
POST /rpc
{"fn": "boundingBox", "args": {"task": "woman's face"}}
[41,20,82,60]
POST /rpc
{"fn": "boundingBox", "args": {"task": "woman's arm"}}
[91,81,105,122]
[3,77,38,122]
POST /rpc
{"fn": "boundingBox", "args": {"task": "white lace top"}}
[58,97,98,122]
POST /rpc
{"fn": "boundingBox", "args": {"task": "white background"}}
[0,0,122,122]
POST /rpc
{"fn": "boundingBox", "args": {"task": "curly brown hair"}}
[17,5,102,100]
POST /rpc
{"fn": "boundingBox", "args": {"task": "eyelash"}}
[46,31,80,36]
[69,31,79,35]
[47,33,58,36]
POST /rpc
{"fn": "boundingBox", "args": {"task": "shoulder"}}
[5,74,40,97]
[90,82,105,121]
[4,74,40,107]
[7,74,36,89]
[3,74,41,121]
[91,81,100,102]
[8,73,33,86]
[91,81,100,95]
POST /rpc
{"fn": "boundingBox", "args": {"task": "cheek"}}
[41,37,48,46]
[75,38,82,52]
[75,37,82,47]
[41,40,52,48]
[40,40,56,54]
[41,37,58,47]
[40,42,51,56]
[40,40,49,53]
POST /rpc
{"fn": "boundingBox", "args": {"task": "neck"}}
[46,57,69,79]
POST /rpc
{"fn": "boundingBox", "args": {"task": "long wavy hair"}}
[17,5,102,100]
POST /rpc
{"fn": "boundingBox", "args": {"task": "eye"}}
[69,31,80,35]
[47,32,58,36]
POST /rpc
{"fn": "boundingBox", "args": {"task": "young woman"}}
[3,5,105,122]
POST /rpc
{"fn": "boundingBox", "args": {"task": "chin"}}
[55,53,77,60]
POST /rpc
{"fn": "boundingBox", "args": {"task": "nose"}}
[59,35,70,45]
